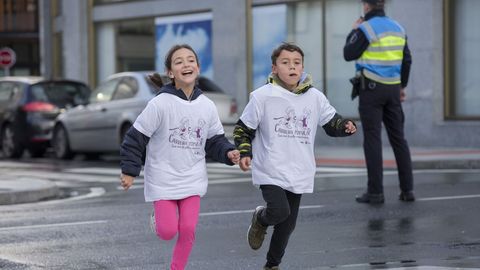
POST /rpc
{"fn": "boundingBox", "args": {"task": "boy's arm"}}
[233,119,256,158]
[204,134,236,165]
[322,113,356,137]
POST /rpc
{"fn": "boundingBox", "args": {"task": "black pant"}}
[358,79,414,194]
[258,185,302,267]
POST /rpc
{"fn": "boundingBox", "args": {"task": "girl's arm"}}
[204,134,237,165]
[120,126,150,177]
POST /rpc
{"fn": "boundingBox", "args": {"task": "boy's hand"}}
[120,173,134,190]
[227,150,240,164]
[345,121,357,134]
[239,157,251,172]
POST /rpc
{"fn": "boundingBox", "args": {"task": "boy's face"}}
[272,50,304,90]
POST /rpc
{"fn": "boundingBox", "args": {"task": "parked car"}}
[52,71,238,159]
[0,76,90,158]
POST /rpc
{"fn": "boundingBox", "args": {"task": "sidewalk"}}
[1,146,480,205]
[315,146,480,169]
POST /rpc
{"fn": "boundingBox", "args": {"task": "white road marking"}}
[0,220,108,232]
[199,205,324,217]
[418,194,480,201]
[309,265,479,270]
[116,184,143,190]
[0,206,324,232]
[42,187,106,205]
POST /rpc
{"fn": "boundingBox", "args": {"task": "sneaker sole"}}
[247,206,264,250]
[150,212,157,234]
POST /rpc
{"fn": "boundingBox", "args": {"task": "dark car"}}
[0,76,90,158]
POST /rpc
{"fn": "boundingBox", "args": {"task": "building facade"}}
[31,0,480,147]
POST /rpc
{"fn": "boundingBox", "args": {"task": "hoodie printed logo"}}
[274,106,312,142]
[169,117,205,150]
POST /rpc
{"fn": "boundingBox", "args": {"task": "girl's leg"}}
[153,200,178,240]
[171,195,200,270]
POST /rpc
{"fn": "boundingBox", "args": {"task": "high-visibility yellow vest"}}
[356,16,406,85]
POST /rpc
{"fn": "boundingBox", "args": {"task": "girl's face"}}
[272,50,304,90]
[168,48,200,89]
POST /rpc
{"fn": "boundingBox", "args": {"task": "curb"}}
[316,158,480,170]
[0,179,59,205]
[412,159,480,170]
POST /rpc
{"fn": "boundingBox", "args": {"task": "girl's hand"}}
[227,150,240,164]
[239,157,252,172]
[120,173,134,190]
[345,121,357,134]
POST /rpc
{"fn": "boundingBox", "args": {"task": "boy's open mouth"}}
[182,71,194,76]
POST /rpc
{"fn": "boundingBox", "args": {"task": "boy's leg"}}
[171,195,200,270]
[260,185,302,267]
[153,200,178,240]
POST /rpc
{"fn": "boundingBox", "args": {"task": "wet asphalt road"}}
[0,157,479,270]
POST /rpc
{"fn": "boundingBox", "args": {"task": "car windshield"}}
[30,82,90,108]
[197,77,223,93]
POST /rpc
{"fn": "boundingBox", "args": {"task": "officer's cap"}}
[362,0,385,5]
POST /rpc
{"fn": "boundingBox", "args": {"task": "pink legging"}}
[153,195,200,270]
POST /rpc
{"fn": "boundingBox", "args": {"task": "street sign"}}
[0,47,16,69]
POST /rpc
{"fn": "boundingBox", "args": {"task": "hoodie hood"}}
[268,72,313,94]
[157,83,203,101]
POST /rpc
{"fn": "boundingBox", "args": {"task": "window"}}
[112,77,138,100]
[445,0,480,119]
[253,0,361,118]
[96,19,155,83]
[0,82,15,101]
[90,78,120,103]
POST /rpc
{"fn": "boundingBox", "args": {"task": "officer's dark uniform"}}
[343,2,414,203]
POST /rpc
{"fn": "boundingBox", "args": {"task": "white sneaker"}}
[150,211,156,234]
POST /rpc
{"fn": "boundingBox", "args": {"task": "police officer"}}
[344,0,414,204]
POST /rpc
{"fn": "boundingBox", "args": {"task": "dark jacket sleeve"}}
[344,29,370,61]
[322,113,356,137]
[401,40,412,88]
[233,119,256,158]
[205,134,236,165]
[120,126,150,177]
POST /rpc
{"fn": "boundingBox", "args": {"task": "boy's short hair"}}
[271,42,305,65]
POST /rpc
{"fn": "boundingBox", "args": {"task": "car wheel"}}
[53,125,75,160]
[1,124,24,159]
[28,145,47,158]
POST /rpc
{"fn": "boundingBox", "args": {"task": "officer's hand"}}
[353,16,364,29]
[400,88,407,102]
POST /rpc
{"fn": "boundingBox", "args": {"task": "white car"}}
[52,71,238,159]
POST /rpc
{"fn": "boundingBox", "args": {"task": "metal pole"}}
[246,0,253,97]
